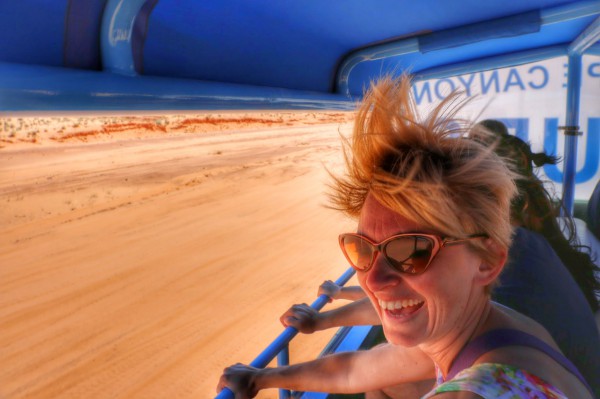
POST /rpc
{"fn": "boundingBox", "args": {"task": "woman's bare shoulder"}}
[490,302,557,348]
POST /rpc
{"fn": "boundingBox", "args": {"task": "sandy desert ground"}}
[0,111,361,398]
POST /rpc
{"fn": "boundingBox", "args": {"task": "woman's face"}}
[356,195,485,348]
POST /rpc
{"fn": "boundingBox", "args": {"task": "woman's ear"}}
[475,239,507,286]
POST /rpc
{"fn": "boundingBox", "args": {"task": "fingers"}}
[217,364,239,393]
[318,280,341,299]
[279,303,319,333]
[280,303,311,326]
[217,363,258,399]
[280,305,296,326]
[216,374,226,393]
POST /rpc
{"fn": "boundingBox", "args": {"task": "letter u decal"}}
[543,118,600,184]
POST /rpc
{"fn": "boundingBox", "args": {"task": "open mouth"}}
[378,298,425,317]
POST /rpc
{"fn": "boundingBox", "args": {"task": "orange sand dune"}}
[0,113,360,398]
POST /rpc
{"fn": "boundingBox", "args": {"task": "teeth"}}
[378,298,423,310]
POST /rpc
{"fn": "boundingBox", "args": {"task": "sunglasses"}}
[338,232,488,275]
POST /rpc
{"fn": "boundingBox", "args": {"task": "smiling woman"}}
[1,2,598,399]
[217,75,595,399]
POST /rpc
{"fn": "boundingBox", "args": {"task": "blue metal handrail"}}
[561,15,600,216]
[561,54,582,217]
[215,267,356,399]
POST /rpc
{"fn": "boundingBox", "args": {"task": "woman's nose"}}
[364,252,401,291]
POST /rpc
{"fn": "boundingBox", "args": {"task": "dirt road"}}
[0,121,359,398]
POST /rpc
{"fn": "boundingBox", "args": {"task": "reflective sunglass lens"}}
[385,236,434,274]
[342,235,373,270]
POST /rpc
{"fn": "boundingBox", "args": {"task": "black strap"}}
[447,329,593,395]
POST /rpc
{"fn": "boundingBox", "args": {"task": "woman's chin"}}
[381,322,426,347]
[380,304,427,346]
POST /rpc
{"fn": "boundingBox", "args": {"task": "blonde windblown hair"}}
[329,75,518,266]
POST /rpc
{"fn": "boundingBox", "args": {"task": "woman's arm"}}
[217,343,435,398]
[319,281,367,301]
[280,297,380,334]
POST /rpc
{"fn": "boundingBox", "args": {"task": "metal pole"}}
[277,347,291,399]
[560,54,582,216]
[215,267,356,399]
[560,15,600,215]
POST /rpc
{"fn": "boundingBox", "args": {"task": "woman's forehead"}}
[357,195,421,238]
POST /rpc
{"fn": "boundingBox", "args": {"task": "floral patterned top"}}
[421,363,568,399]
